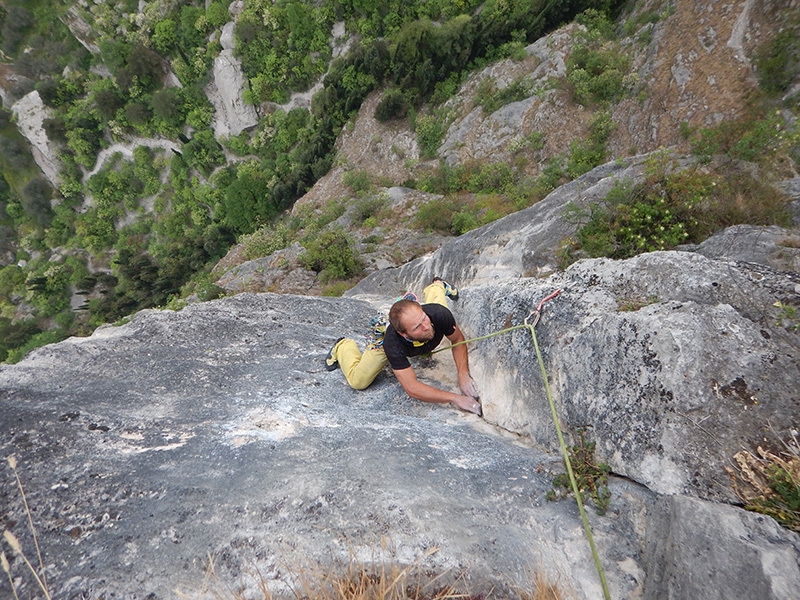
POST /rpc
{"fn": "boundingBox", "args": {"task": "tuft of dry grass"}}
[726,432,800,532]
[181,546,570,600]
[517,571,568,600]
[2,455,52,600]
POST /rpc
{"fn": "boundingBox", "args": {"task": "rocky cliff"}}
[2,157,799,599]
[1,1,800,598]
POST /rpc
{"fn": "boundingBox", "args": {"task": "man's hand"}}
[452,394,482,415]
[459,374,479,399]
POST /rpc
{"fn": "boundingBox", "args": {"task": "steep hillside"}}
[0,0,797,361]
[214,0,799,294]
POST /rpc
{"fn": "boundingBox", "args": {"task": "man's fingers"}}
[461,378,479,399]
[455,396,482,416]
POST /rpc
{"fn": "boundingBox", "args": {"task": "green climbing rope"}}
[526,319,612,600]
[432,290,612,600]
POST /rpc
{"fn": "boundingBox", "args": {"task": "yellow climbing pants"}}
[332,282,448,390]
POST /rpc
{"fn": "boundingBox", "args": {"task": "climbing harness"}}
[365,314,388,349]
[433,288,612,600]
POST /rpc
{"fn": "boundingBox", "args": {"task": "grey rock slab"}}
[643,495,800,600]
[450,252,799,503]
[693,225,800,274]
[1,293,652,600]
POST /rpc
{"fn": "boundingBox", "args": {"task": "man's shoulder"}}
[422,303,453,319]
[423,303,455,327]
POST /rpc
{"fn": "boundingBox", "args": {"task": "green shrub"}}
[241,222,293,260]
[755,15,800,97]
[354,195,386,225]
[415,112,448,159]
[567,10,631,106]
[374,88,407,122]
[466,162,514,194]
[342,169,373,195]
[688,109,799,171]
[452,211,479,234]
[300,228,360,282]
[414,196,460,233]
[567,110,615,177]
[566,160,792,262]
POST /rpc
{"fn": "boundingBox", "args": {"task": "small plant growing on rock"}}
[773,301,800,333]
[726,434,800,533]
[546,430,611,515]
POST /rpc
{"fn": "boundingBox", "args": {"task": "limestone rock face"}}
[1,292,798,600]
[10,91,62,187]
[207,21,259,137]
[452,253,799,503]
[0,293,653,600]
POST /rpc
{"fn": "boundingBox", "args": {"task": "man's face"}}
[399,305,434,342]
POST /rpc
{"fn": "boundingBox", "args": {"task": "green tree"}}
[183,130,225,176]
[221,166,276,234]
[93,87,125,120]
[21,177,53,226]
[151,87,184,126]
[206,3,230,28]
[152,18,177,55]
[117,44,163,95]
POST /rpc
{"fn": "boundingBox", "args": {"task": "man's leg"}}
[422,281,448,307]
[332,338,389,390]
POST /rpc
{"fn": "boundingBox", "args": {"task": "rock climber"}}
[325,277,482,415]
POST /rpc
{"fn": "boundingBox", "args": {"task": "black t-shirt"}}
[383,304,456,370]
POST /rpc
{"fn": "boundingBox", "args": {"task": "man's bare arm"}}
[447,325,479,399]
[393,366,481,414]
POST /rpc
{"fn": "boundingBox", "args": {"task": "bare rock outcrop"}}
[206,21,259,137]
[2,291,798,600]
[10,91,62,187]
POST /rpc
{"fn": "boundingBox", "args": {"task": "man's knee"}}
[348,378,372,391]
